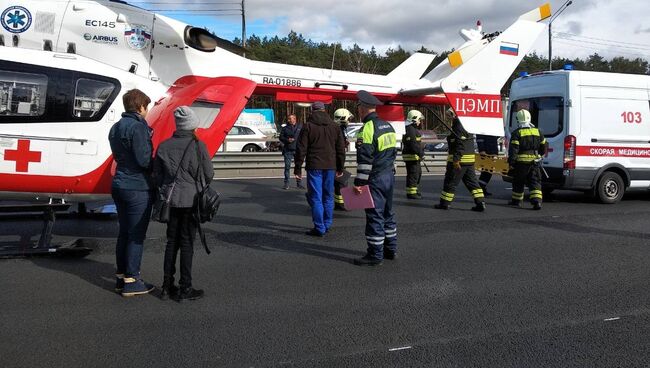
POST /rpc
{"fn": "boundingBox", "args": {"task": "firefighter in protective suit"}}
[508,109,547,210]
[333,108,353,210]
[402,110,425,199]
[434,110,486,212]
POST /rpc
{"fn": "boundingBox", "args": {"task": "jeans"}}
[164,207,197,289]
[306,169,335,234]
[112,188,153,278]
[283,151,295,184]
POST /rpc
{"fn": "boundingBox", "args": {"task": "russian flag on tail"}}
[500,42,519,56]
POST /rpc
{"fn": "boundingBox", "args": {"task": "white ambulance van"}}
[506,69,650,203]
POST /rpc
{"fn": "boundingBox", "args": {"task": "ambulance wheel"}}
[595,171,624,204]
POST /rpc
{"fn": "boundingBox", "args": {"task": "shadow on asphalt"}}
[205,215,364,264]
[30,255,117,293]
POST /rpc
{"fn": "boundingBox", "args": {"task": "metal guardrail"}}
[212,152,450,178]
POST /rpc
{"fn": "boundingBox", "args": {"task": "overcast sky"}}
[136,0,650,60]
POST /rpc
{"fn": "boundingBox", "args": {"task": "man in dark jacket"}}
[279,114,304,189]
[154,106,214,301]
[108,89,155,297]
[294,102,346,236]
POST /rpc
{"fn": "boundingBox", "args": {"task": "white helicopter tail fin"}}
[400,3,551,136]
[387,52,437,80]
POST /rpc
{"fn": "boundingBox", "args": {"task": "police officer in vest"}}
[476,134,499,196]
[402,110,425,199]
[333,108,353,210]
[353,90,398,266]
[434,109,486,211]
[508,109,547,210]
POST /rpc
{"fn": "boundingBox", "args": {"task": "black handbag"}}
[151,138,195,223]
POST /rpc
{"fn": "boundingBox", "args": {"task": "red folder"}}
[341,185,375,210]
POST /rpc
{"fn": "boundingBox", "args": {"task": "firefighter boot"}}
[508,200,523,208]
[434,202,449,210]
[471,202,486,212]
[532,201,542,210]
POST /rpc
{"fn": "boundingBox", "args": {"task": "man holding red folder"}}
[352,91,398,266]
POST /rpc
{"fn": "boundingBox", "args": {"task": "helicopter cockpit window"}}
[184,26,218,52]
[73,78,117,119]
[0,71,48,117]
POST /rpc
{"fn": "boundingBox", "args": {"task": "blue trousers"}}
[364,170,397,260]
[283,151,295,184]
[307,169,335,234]
[112,188,153,278]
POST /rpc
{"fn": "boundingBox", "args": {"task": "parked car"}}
[424,141,448,152]
[218,125,268,152]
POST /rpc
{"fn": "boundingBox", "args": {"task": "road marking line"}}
[604,317,620,321]
[389,346,412,352]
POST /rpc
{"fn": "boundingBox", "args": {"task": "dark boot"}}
[434,202,449,210]
[532,201,542,210]
[407,194,422,200]
[160,278,178,301]
[353,255,383,266]
[176,287,204,302]
[383,247,397,260]
[471,202,487,212]
[334,203,346,211]
[508,200,522,208]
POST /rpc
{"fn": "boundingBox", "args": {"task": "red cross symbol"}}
[4,140,42,173]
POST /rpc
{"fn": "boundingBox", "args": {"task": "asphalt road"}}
[2,175,650,367]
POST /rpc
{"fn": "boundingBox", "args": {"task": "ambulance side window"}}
[510,97,564,137]
[534,97,564,137]
[0,71,48,117]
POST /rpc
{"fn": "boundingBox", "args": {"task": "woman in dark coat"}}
[153,106,214,301]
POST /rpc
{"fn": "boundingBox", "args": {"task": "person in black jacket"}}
[108,89,155,297]
[278,114,304,190]
[402,110,425,199]
[294,102,346,236]
[508,109,547,210]
[153,106,214,301]
[434,110,486,212]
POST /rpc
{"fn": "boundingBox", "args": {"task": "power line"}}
[553,39,650,58]
[555,32,650,48]
[554,34,650,52]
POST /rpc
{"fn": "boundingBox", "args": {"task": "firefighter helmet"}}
[334,108,353,124]
[407,110,424,123]
[516,109,531,124]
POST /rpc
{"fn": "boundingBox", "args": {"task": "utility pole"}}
[241,0,246,58]
[548,0,573,71]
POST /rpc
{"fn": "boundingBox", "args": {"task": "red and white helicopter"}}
[0,0,550,253]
